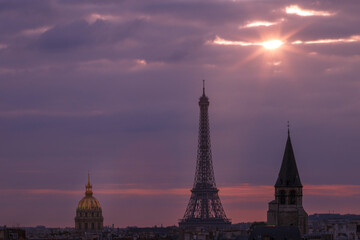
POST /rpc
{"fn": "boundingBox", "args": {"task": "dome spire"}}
[85,172,93,197]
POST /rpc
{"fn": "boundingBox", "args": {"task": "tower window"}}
[279,190,286,204]
[289,190,296,204]
[91,223,94,230]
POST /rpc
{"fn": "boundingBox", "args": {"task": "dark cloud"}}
[38,20,93,50]
[36,19,145,51]
[0,0,55,35]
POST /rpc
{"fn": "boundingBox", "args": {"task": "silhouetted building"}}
[267,129,308,235]
[249,226,301,240]
[0,226,26,240]
[75,174,104,232]
[179,82,231,230]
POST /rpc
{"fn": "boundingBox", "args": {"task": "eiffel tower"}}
[179,81,231,229]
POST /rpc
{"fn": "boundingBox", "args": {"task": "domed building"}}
[75,174,104,232]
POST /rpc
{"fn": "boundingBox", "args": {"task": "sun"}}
[262,40,284,50]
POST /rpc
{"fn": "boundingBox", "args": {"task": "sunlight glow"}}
[245,22,276,28]
[212,36,284,49]
[262,40,283,49]
[211,36,285,50]
[87,13,122,23]
[212,36,255,46]
[242,19,285,28]
[135,59,147,65]
[0,43,7,50]
[211,34,360,50]
[291,35,360,45]
[21,26,52,36]
[285,5,334,17]
[244,21,277,28]
[272,61,282,66]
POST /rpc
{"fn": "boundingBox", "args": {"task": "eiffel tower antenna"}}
[179,83,231,229]
[203,79,205,95]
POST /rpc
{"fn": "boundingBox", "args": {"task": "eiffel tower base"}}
[179,218,231,230]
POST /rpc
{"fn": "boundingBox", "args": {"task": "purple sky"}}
[1,0,360,228]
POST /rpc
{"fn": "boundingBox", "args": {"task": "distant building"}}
[307,213,360,240]
[75,174,104,232]
[267,129,308,235]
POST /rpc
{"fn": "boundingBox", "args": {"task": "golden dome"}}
[77,196,101,210]
[77,173,102,210]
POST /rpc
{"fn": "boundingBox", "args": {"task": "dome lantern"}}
[85,172,93,197]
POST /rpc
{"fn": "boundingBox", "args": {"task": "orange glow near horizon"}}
[3,184,360,198]
[4,184,360,225]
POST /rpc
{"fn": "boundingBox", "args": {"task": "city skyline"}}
[1,0,360,228]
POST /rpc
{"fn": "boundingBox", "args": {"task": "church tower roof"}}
[275,128,302,187]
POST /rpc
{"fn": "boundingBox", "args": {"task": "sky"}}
[1,0,360,228]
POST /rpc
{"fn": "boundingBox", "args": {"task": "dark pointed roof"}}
[275,132,302,187]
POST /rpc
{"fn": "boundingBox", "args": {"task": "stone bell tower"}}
[267,128,308,235]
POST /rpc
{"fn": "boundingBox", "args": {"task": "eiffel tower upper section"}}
[179,82,231,229]
[194,83,216,190]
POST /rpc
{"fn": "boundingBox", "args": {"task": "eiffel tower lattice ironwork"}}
[179,82,231,229]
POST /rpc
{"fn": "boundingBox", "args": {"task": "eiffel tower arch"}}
[179,82,231,229]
